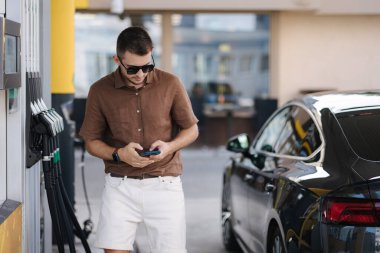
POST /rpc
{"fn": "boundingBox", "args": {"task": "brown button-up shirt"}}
[79,67,198,176]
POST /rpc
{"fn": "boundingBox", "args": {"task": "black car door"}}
[241,106,292,252]
[230,157,252,246]
[246,104,323,252]
[246,155,281,252]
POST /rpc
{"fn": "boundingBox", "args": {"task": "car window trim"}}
[251,105,292,152]
[252,102,325,162]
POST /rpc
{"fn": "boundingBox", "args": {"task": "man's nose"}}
[136,69,144,77]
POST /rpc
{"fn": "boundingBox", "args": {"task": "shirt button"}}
[138,128,142,132]
[137,110,140,113]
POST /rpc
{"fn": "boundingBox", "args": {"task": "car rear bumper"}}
[320,224,380,253]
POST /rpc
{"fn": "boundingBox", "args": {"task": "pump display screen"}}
[5,35,17,74]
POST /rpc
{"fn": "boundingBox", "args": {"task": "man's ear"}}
[113,55,120,65]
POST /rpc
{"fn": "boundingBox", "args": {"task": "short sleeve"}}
[79,85,106,141]
[171,78,199,129]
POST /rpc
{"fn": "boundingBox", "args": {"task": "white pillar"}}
[161,13,173,72]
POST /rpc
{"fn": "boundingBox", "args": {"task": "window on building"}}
[260,54,269,72]
[240,55,254,73]
[218,55,232,76]
[172,13,270,100]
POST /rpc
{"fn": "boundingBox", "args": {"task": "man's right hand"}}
[118,142,155,168]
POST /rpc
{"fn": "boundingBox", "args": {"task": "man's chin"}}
[128,79,144,86]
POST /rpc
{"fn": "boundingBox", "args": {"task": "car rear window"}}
[337,109,380,161]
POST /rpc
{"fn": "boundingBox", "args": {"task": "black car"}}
[221,91,380,253]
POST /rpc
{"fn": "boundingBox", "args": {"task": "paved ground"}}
[72,146,237,253]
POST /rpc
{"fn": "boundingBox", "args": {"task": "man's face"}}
[116,51,153,87]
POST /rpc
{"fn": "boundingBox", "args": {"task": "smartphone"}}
[138,149,161,157]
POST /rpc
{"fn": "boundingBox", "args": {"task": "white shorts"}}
[94,174,187,253]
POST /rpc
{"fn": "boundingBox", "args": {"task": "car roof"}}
[295,90,380,114]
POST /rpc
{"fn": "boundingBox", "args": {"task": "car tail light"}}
[322,198,379,225]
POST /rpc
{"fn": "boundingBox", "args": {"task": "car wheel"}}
[222,211,241,251]
[267,226,285,253]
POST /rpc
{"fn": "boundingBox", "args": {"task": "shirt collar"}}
[114,67,155,89]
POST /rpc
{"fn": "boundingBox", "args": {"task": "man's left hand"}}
[148,140,173,161]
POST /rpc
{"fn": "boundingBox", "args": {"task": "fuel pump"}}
[26,73,92,252]
[20,17,91,252]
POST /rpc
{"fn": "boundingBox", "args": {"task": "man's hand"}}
[118,142,155,168]
[148,140,173,162]
[147,124,199,162]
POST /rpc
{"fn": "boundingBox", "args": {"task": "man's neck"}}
[127,81,145,90]
[123,74,146,89]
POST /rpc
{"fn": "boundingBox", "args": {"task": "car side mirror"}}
[253,144,274,169]
[226,134,251,154]
[260,144,274,153]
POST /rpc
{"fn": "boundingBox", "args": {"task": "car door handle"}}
[265,183,276,192]
[244,174,254,181]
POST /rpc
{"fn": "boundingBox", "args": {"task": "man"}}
[79,26,198,253]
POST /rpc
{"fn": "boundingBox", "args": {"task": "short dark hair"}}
[116,26,153,57]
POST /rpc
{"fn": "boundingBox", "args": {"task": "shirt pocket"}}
[107,107,135,137]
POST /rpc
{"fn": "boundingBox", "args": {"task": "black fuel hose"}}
[51,142,76,253]
[55,138,92,253]
[42,134,64,253]
[33,107,92,252]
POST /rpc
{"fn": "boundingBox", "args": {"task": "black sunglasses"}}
[118,55,155,75]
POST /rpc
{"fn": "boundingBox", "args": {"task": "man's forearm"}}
[85,139,114,161]
[168,124,199,153]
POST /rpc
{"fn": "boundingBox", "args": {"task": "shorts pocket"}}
[162,176,183,192]
[105,174,123,188]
